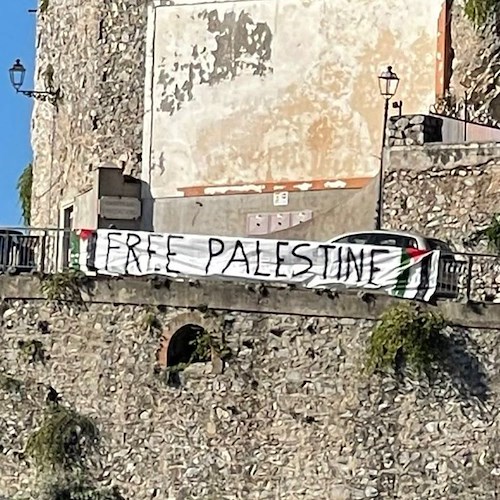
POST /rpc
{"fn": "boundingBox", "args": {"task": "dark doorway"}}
[62,205,74,268]
[166,324,208,387]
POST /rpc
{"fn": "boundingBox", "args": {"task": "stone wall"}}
[31,0,146,228]
[384,141,500,301]
[0,277,498,499]
[448,1,500,123]
[387,115,443,147]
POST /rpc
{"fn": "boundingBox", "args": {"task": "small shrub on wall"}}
[17,163,32,226]
[468,213,500,253]
[464,0,497,26]
[367,302,447,375]
[26,405,98,470]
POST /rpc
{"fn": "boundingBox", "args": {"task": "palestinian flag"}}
[70,230,96,271]
[392,247,437,301]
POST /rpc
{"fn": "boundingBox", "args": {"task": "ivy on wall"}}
[17,163,33,226]
[467,213,500,253]
[26,405,98,470]
[24,403,125,499]
[40,0,49,14]
[464,0,498,25]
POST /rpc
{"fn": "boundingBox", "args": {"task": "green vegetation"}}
[17,163,33,226]
[167,329,231,375]
[18,339,46,364]
[468,213,500,253]
[40,269,86,304]
[464,0,497,25]
[140,309,162,332]
[26,405,98,470]
[192,329,216,361]
[41,479,124,500]
[0,372,23,392]
[24,404,124,499]
[40,0,49,14]
[367,303,447,375]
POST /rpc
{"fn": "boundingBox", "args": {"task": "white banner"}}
[73,230,440,301]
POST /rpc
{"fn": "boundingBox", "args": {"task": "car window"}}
[335,233,372,245]
[367,234,419,249]
[369,233,400,247]
[402,237,419,249]
[428,238,452,252]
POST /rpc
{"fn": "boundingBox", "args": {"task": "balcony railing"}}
[0,227,499,303]
[0,227,70,275]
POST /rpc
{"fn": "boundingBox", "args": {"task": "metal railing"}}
[430,113,500,144]
[0,227,70,275]
[435,251,500,303]
[1,227,500,303]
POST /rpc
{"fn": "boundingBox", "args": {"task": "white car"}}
[328,229,464,299]
[328,229,454,253]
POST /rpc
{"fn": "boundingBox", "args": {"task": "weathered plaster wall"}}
[145,179,378,238]
[31,0,146,228]
[30,0,443,237]
[143,0,442,201]
[384,141,500,301]
[0,277,499,499]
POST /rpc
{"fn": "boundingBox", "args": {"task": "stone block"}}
[387,114,444,146]
[410,114,426,125]
[395,117,410,130]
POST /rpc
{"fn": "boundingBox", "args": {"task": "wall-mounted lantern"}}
[8,59,60,104]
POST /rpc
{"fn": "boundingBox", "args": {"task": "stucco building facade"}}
[30,0,462,239]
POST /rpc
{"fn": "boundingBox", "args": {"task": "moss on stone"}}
[18,339,46,364]
[0,373,23,393]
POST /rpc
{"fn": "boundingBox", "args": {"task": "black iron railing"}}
[0,227,70,275]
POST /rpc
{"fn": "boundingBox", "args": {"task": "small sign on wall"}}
[99,197,142,220]
[273,191,289,206]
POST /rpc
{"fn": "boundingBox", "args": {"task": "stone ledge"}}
[1,275,499,329]
[388,141,500,154]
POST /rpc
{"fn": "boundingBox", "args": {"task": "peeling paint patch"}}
[324,180,347,189]
[293,182,313,191]
[158,9,273,116]
[178,177,372,197]
[200,9,273,81]
[204,184,267,195]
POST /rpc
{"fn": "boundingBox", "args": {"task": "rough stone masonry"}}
[0,276,498,499]
[30,0,146,228]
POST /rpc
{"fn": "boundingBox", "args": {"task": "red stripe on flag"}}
[405,247,430,259]
[79,229,93,241]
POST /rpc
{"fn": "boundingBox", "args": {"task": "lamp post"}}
[376,66,400,230]
[8,59,59,104]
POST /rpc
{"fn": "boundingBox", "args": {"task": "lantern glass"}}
[9,59,26,91]
[378,66,399,99]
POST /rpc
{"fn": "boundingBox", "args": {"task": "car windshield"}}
[428,238,453,253]
[334,232,420,248]
[369,233,419,249]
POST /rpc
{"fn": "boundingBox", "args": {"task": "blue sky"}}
[0,2,36,227]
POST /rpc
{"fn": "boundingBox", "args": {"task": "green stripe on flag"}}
[69,231,80,270]
[393,249,411,297]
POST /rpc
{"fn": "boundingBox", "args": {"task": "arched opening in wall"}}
[166,324,211,386]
